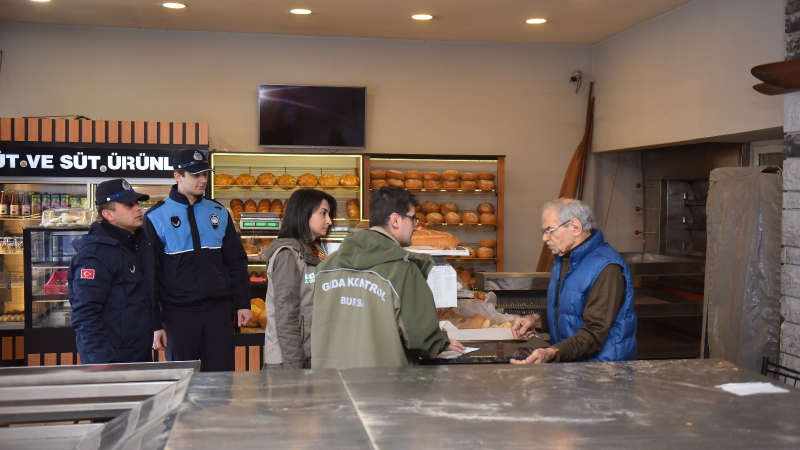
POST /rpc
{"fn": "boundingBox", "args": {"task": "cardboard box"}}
[439,321,516,341]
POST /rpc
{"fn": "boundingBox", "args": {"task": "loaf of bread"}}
[236,173,256,186]
[421,201,440,214]
[476,247,495,258]
[423,180,442,190]
[477,202,495,214]
[257,203,270,213]
[478,238,497,248]
[387,179,405,187]
[258,198,271,208]
[243,242,258,254]
[460,172,478,181]
[478,172,496,180]
[244,200,257,212]
[259,311,267,329]
[346,199,360,219]
[230,198,244,209]
[458,314,487,330]
[215,173,235,188]
[370,179,388,189]
[296,173,318,186]
[405,179,423,190]
[462,212,479,224]
[340,173,359,186]
[426,212,444,224]
[423,171,441,180]
[439,202,459,214]
[411,229,461,248]
[276,174,297,187]
[386,170,404,180]
[319,174,338,187]
[270,199,283,213]
[462,245,475,257]
[231,207,243,221]
[415,212,427,224]
[460,180,478,190]
[405,170,423,179]
[441,170,460,181]
[442,180,460,189]
[256,173,276,186]
[444,212,461,224]
[477,180,496,190]
[370,169,386,179]
[480,213,498,224]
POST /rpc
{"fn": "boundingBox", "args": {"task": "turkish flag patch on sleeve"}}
[80,269,95,279]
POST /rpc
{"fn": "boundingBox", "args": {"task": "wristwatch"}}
[549,346,561,363]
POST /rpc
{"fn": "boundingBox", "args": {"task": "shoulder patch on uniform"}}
[80,269,95,279]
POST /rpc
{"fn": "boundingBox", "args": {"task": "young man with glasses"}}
[144,150,252,371]
[69,179,153,364]
[311,186,465,369]
[511,198,637,364]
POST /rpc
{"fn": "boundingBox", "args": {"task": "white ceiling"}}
[0,0,695,45]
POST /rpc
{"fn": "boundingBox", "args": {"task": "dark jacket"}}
[547,229,637,362]
[68,221,153,364]
[142,185,250,327]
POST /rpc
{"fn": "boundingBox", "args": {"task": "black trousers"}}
[161,301,235,372]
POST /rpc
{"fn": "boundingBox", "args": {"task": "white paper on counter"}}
[437,347,481,359]
[716,382,789,396]
[427,265,457,308]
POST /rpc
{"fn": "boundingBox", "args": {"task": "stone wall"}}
[782,0,800,370]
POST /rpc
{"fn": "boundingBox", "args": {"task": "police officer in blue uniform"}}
[144,149,252,372]
[68,179,153,364]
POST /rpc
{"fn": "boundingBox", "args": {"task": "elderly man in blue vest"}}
[511,198,637,364]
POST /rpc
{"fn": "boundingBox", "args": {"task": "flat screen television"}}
[258,84,366,149]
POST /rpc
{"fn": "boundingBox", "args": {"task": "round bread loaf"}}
[426,212,444,224]
[478,172,496,181]
[244,200,257,212]
[477,180,496,190]
[230,198,244,209]
[460,172,478,181]
[476,247,495,258]
[256,173,276,186]
[215,173,235,187]
[339,173,359,186]
[444,212,461,224]
[477,202,495,214]
[236,173,256,186]
[276,174,297,187]
[405,170,423,180]
[404,179,423,190]
[478,238,497,248]
[463,245,475,257]
[387,179,405,187]
[479,213,498,224]
[370,179,388,189]
[442,180,460,189]
[385,170,405,180]
[270,199,283,212]
[415,204,422,212]
[423,180,442,190]
[415,212,427,223]
[440,202,459,214]
[460,180,478,190]
[370,169,386,179]
[298,173,319,186]
[462,212,479,224]
[421,201,440,214]
[319,174,338,186]
[423,171,441,180]
[441,170,460,181]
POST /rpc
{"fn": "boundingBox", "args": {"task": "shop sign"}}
[0,146,181,178]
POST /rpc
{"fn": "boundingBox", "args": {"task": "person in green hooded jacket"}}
[311,186,466,369]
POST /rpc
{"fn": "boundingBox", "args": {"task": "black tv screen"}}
[259,84,366,149]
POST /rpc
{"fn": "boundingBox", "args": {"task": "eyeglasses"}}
[542,220,572,236]
[399,213,420,226]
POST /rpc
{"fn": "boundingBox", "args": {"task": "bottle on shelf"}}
[9,192,19,216]
[0,191,7,216]
[21,192,31,216]
[32,193,42,216]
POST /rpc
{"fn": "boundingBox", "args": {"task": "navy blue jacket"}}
[68,221,153,364]
[143,185,250,327]
[547,229,637,362]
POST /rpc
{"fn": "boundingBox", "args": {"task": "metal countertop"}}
[164,359,800,449]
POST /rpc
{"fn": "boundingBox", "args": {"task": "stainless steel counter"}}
[164,359,800,449]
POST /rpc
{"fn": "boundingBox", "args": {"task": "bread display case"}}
[364,154,505,272]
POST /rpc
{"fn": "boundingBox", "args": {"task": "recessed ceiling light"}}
[526,18,547,25]
[162,2,186,9]
[290,9,312,15]
[412,14,433,21]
